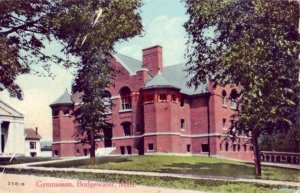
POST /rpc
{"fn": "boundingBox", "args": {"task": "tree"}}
[0,0,70,99]
[1,0,143,163]
[184,0,299,176]
[0,0,142,99]
[72,52,114,164]
[67,0,143,164]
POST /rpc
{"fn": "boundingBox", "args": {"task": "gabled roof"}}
[113,53,143,75]
[0,100,24,118]
[25,128,41,140]
[50,89,73,106]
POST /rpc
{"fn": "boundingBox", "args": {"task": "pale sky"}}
[0,0,188,141]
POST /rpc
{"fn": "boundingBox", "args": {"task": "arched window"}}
[121,121,132,136]
[119,87,132,110]
[229,89,238,109]
[222,90,227,106]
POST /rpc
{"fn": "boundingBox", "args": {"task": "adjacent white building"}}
[25,128,41,157]
[0,100,25,156]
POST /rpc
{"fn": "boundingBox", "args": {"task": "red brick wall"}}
[51,47,254,162]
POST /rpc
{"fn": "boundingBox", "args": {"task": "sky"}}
[0,0,189,141]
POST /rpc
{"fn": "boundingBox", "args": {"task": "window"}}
[76,149,80,155]
[148,143,154,151]
[63,110,69,116]
[52,110,59,116]
[201,144,209,152]
[120,146,125,155]
[180,119,185,129]
[229,89,238,109]
[222,90,227,106]
[225,143,229,151]
[222,118,226,128]
[230,99,237,109]
[220,143,222,151]
[146,93,154,102]
[120,87,132,110]
[83,149,88,156]
[127,146,132,154]
[122,122,131,136]
[159,94,167,102]
[187,144,191,152]
[54,150,58,156]
[172,94,177,102]
[243,144,247,151]
[180,96,184,107]
[30,142,36,150]
[233,144,236,152]
[237,144,241,151]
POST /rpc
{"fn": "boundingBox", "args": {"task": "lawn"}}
[3,168,298,193]
[35,155,300,182]
[0,157,57,165]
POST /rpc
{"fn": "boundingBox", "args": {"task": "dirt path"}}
[0,173,203,193]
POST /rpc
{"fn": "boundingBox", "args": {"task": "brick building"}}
[50,45,253,161]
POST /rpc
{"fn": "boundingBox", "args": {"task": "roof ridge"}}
[115,52,142,63]
[164,63,186,69]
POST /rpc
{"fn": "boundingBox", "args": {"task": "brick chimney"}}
[142,45,163,77]
[35,127,38,135]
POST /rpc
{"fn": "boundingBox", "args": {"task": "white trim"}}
[112,132,223,140]
[52,140,79,144]
[119,109,132,113]
[111,95,121,99]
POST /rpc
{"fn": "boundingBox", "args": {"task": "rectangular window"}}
[63,110,69,116]
[225,143,229,151]
[127,146,132,154]
[222,118,226,128]
[230,99,237,109]
[180,119,185,129]
[146,94,154,102]
[54,150,58,156]
[187,144,191,152]
[123,123,131,136]
[159,94,167,102]
[30,142,36,150]
[201,144,209,152]
[180,96,184,107]
[172,94,177,102]
[222,97,226,105]
[237,144,240,151]
[120,146,125,155]
[233,144,236,152]
[148,143,154,151]
[52,110,59,117]
[243,144,247,151]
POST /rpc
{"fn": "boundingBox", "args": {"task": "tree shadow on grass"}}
[159,162,256,179]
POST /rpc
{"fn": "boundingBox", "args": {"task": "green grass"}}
[0,157,57,165]
[3,168,298,193]
[36,155,300,182]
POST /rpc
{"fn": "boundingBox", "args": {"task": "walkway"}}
[1,158,299,188]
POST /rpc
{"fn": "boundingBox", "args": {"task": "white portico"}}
[0,100,25,155]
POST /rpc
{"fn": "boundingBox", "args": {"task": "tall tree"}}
[184,0,299,176]
[68,0,143,164]
[1,0,143,163]
[0,0,142,99]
